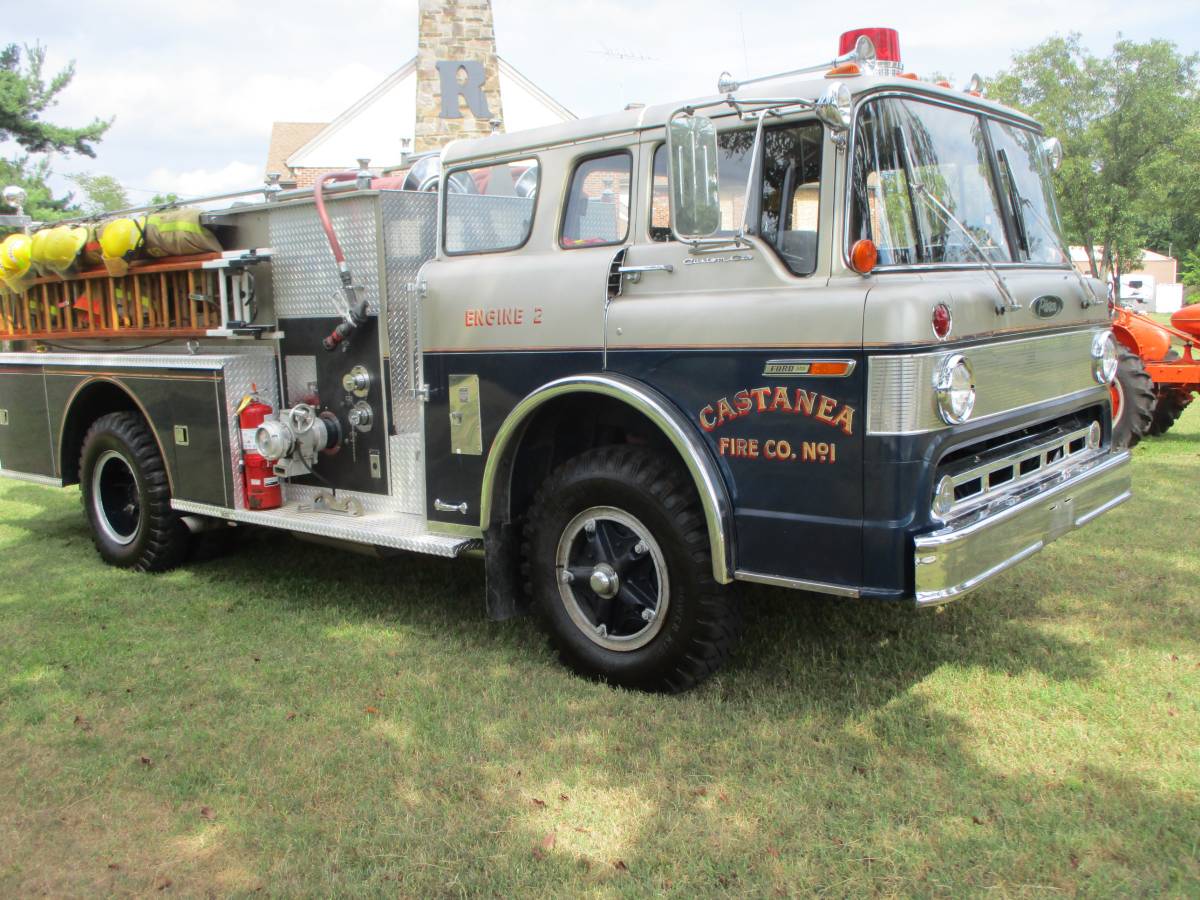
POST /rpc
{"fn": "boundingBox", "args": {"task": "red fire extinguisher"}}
[238,386,283,511]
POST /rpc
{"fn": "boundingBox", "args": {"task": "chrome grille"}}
[940,423,1099,520]
[867,329,1103,435]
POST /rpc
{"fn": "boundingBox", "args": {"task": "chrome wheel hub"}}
[92,450,140,546]
[555,506,668,652]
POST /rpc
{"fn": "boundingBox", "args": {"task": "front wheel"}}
[80,411,190,571]
[523,447,740,692]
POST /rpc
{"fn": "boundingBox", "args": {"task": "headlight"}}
[1091,330,1118,384]
[932,474,956,519]
[933,354,976,424]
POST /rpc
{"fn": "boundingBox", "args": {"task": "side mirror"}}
[1041,136,1063,172]
[667,114,722,240]
[814,83,852,132]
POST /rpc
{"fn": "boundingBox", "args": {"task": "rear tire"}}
[1110,348,1155,449]
[1148,388,1191,437]
[523,446,740,693]
[80,411,190,571]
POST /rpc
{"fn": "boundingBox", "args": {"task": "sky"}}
[5,0,1199,205]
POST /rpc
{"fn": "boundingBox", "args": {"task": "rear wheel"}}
[80,411,190,571]
[1110,348,1154,449]
[523,446,740,693]
[1149,388,1192,437]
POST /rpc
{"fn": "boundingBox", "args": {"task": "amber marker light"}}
[825,62,861,77]
[808,361,854,376]
[850,239,878,274]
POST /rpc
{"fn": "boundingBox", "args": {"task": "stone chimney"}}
[414,0,505,153]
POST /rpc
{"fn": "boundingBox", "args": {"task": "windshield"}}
[988,121,1070,265]
[849,98,1011,266]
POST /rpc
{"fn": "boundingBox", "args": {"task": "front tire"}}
[80,411,190,571]
[1110,348,1154,449]
[523,447,740,693]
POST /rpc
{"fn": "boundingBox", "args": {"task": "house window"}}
[560,152,632,248]
[444,159,539,255]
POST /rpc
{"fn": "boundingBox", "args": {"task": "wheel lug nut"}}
[584,520,596,535]
[641,608,654,622]
[634,541,647,555]
[560,570,574,584]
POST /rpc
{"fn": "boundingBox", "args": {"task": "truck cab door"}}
[603,131,866,593]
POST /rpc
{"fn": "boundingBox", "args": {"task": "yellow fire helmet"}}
[99,217,145,276]
[28,228,51,276]
[41,225,89,275]
[1,232,33,277]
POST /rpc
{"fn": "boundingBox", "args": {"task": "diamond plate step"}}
[172,500,477,557]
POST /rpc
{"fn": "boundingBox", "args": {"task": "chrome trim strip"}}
[0,352,230,370]
[867,329,1104,435]
[428,520,485,539]
[735,569,860,598]
[914,450,1130,606]
[0,469,63,488]
[479,373,735,584]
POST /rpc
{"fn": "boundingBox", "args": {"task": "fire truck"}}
[0,28,1131,691]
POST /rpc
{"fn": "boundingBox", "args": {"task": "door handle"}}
[618,264,674,284]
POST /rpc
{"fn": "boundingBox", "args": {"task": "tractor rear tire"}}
[522,446,741,693]
[1110,348,1155,450]
[1148,389,1192,437]
[80,411,191,572]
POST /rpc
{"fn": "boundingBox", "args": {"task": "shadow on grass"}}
[1,479,1196,894]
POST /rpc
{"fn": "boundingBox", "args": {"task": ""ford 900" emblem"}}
[1031,295,1064,318]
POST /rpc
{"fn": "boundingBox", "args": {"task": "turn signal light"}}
[850,239,878,274]
[898,72,919,80]
[808,361,855,376]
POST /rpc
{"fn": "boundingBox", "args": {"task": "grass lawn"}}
[1,420,1198,897]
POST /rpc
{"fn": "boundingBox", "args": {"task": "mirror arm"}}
[738,112,768,239]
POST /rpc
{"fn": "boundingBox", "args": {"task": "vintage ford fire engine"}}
[0,28,1130,691]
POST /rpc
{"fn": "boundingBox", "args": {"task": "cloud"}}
[139,161,263,198]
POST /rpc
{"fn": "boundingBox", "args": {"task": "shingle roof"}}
[265,122,328,178]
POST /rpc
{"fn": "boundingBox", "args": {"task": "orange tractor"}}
[1110,303,1200,447]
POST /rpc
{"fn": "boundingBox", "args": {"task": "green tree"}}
[69,172,129,215]
[988,35,1199,280]
[0,44,112,226]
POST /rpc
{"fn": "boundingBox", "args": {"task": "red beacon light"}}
[839,28,902,76]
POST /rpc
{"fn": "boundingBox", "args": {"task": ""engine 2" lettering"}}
[464,306,544,327]
[699,387,855,436]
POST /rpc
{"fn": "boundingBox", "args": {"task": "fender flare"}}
[479,373,735,584]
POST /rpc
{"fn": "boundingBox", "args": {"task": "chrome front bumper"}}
[913,449,1131,606]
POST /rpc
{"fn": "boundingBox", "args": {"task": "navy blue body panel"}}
[424,346,866,593]
[423,349,604,520]
[608,349,864,590]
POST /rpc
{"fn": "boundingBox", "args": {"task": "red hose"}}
[313,170,358,265]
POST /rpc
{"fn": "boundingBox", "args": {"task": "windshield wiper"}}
[1007,184,1101,309]
[997,148,1031,258]
[894,126,1021,314]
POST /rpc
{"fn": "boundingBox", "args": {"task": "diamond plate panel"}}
[268,194,383,319]
[380,191,438,515]
[220,352,280,510]
[283,354,318,406]
[445,194,534,253]
[172,498,478,557]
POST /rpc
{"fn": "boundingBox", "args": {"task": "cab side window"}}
[444,158,539,255]
[650,122,823,276]
[561,152,632,248]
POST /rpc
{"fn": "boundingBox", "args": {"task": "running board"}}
[171,499,479,557]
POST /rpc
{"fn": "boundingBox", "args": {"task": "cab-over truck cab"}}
[417,29,1128,689]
